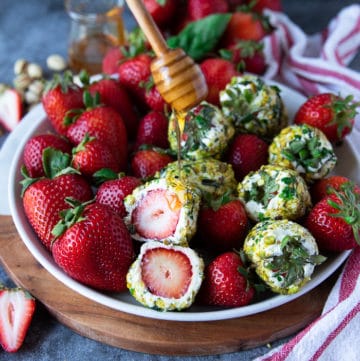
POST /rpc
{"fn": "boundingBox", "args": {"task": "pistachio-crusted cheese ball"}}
[238,164,311,222]
[126,241,204,311]
[168,101,235,160]
[244,220,325,294]
[269,124,337,182]
[124,177,200,246]
[158,158,238,200]
[220,75,288,138]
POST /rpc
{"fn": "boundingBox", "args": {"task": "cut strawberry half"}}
[0,287,36,353]
[126,241,204,311]
[132,189,181,240]
[0,88,23,131]
[141,247,192,299]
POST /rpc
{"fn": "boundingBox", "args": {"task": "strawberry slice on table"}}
[0,87,23,132]
[0,286,36,353]
[126,241,204,311]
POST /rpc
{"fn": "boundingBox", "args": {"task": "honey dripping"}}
[173,109,186,181]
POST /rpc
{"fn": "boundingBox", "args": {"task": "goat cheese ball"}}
[157,158,238,200]
[220,75,288,138]
[168,101,235,160]
[243,220,325,295]
[124,177,200,246]
[126,241,204,311]
[268,124,337,182]
[238,164,312,222]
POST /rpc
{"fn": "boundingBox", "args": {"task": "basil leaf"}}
[167,13,232,61]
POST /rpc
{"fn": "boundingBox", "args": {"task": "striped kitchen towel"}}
[263,4,360,103]
[254,247,360,361]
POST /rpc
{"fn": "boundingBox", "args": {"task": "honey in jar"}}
[65,0,125,75]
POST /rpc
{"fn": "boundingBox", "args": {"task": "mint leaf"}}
[167,13,232,61]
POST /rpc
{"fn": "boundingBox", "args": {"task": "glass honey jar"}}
[65,0,125,75]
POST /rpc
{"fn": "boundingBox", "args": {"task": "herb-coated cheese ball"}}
[243,219,325,295]
[220,75,288,138]
[268,124,337,182]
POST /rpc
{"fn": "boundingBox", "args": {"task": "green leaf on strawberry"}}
[167,13,232,61]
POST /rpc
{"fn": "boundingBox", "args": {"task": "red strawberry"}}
[221,11,272,47]
[198,252,255,307]
[310,175,360,204]
[88,77,139,139]
[131,188,182,240]
[187,0,229,21]
[131,149,174,179]
[0,286,36,353]
[144,84,167,112]
[66,96,128,171]
[305,182,360,252]
[135,111,170,150]
[41,71,84,136]
[117,54,153,104]
[21,147,93,250]
[23,133,72,178]
[101,47,125,74]
[95,174,141,217]
[52,201,134,292]
[222,40,267,75]
[0,87,23,132]
[247,0,283,13]
[143,0,177,27]
[22,171,93,250]
[294,93,359,143]
[226,133,268,181]
[197,199,249,252]
[200,58,240,106]
[140,246,193,299]
[72,134,120,178]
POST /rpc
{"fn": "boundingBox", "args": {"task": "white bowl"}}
[8,82,357,322]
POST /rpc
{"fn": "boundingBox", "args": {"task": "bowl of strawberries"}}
[7,69,358,321]
[7,0,360,321]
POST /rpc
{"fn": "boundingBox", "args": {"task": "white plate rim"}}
[7,81,356,322]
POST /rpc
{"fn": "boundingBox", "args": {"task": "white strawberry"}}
[0,286,36,352]
[126,241,204,311]
[124,178,200,246]
[0,87,23,131]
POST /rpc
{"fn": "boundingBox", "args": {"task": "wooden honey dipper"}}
[125,0,208,111]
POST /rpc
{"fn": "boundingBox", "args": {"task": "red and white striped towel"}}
[263,4,360,104]
[254,248,360,361]
[255,5,360,361]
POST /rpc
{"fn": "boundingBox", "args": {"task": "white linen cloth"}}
[256,4,360,361]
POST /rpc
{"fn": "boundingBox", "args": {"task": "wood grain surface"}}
[0,215,336,356]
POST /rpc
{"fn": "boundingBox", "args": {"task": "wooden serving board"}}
[0,215,336,356]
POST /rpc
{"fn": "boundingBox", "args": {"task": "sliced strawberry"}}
[132,189,181,240]
[0,88,23,131]
[0,287,36,353]
[141,247,193,298]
